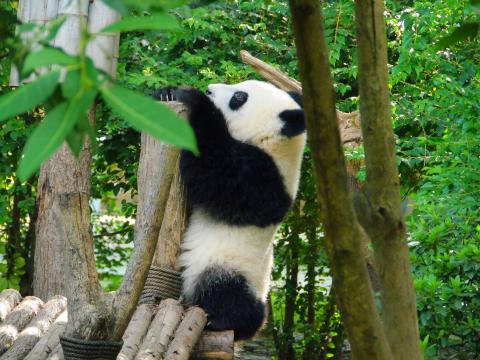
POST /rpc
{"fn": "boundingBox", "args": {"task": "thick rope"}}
[139,266,182,305]
[60,336,123,360]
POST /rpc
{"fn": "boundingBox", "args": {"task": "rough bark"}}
[0,290,22,322]
[118,304,157,360]
[0,296,67,360]
[288,0,392,359]
[192,331,234,360]
[164,307,208,360]
[111,103,187,340]
[0,296,44,354]
[135,299,184,360]
[152,160,187,270]
[33,0,91,301]
[24,311,67,360]
[353,1,421,359]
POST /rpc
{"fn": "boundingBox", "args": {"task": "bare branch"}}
[288,0,392,358]
[354,1,421,358]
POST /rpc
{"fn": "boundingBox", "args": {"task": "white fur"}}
[180,80,306,300]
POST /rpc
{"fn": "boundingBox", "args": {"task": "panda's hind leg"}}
[190,266,265,340]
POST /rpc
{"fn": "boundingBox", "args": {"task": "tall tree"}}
[288,0,421,359]
[353,1,421,359]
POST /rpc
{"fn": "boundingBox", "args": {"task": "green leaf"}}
[66,127,85,157]
[100,84,197,153]
[23,47,78,74]
[62,70,81,99]
[44,15,67,42]
[101,0,129,15]
[18,88,97,181]
[436,23,480,49]
[100,14,180,33]
[0,70,60,122]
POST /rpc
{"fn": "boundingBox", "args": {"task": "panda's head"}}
[205,80,305,148]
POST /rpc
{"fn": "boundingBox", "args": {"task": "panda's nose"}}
[205,88,213,96]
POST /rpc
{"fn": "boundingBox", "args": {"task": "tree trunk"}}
[303,229,317,360]
[353,1,421,359]
[287,0,392,359]
[279,234,299,360]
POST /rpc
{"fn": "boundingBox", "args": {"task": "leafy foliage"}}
[0,0,479,358]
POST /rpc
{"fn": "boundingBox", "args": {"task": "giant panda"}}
[155,80,306,340]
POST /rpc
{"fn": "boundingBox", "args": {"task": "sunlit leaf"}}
[23,47,78,74]
[18,88,97,181]
[0,70,60,122]
[100,84,198,153]
[100,14,180,33]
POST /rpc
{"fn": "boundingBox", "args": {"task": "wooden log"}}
[0,290,22,322]
[1,296,67,360]
[23,310,67,360]
[164,307,207,360]
[118,304,157,360]
[152,160,187,271]
[192,331,234,360]
[45,344,62,360]
[135,299,184,360]
[240,50,302,92]
[0,296,44,354]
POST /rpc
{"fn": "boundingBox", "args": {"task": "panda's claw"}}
[153,87,178,102]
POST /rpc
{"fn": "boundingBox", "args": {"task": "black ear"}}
[288,92,303,107]
[280,109,305,137]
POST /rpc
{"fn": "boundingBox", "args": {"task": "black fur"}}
[190,266,265,340]
[280,109,305,137]
[171,87,292,227]
[288,91,303,107]
[229,91,249,110]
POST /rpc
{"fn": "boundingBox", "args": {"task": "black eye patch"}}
[229,91,249,110]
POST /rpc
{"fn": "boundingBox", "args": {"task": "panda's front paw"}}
[153,87,178,102]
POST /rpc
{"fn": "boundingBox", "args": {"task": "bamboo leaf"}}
[0,70,60,122]
[436,23,480,49]
[101,0,129,15]
[100,84,198,153]
[23,48,78,74]
[100,14,180,33]
[18,88,97,181]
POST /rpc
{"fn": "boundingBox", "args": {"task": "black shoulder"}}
[288,91,303,107]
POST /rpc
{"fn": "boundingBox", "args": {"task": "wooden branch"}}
[152,158,187,270]
[164,307,207,360]
[135,299,184,360]
[240,50,302,92]
[354,2,421,359]
[0,289,22,322]
[118,304,157,360]
[111,103,187,340]
[1,296,67,360]
[192,331,234,360]
[0,296,44,354]
[288,0,391,359]
[24,310,67,360]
